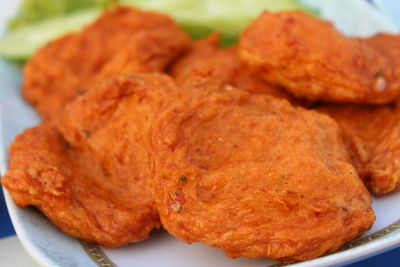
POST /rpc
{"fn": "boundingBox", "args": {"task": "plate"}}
[1,1,400,266]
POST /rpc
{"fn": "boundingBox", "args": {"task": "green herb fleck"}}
[177,176,187,183]
[62,141,70,149]
[77,88,87,95]
[374,71,383,78]
[83,129,92,137]
[277,175,289,184]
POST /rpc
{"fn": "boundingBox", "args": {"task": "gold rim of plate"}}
[80,219,400,267]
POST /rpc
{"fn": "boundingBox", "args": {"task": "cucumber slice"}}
[124,0,315,44]
[0,9,100,60]
[9,0,107,30]
[0,0,315,60]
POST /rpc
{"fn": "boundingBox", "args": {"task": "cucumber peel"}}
[125,0,315,44]
[8,0,108,30]
[0,0,315,60]
[0,9,100,60]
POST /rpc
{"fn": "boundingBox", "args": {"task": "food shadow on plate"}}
[102,228,279,267]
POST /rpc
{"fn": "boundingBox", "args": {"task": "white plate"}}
[1,1,400,266]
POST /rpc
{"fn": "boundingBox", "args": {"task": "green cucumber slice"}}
[8,0,107,30]
[0,0,315,60]
[0,9,99,60]
[125,0,315,44]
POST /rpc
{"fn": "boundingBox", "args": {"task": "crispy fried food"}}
[152,81,374,261]
[239,11,400,104]
[317,103,400,196]
[169,34,221,83]
[170,34,290,99]
[23,6,189,120]
[2,74,181,247]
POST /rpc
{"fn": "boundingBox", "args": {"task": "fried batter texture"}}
[23,6,189,120]
[152,81,374,261]
[239,11,400,104]
[317,104,400,196]
[170,34,290,99]
[2,74,181,247]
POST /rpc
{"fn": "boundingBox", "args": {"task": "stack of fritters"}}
[3,6,400,262]
[239,11,400,196]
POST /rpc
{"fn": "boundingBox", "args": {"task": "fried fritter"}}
[152,81,374,261]
[2,74,181,247]
[317,103,400,196]
[239,11,400,104]
[169,33,221,82]
[170,34,290,99]
[23,6,189,120]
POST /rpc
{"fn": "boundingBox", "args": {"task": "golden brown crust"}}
[22,6,189,120]
[152,82,374,261]
[317,103,400,195]
[2,74,181,247]
[239,11,400,104]
[170,34,291,99]
[2,124,160,247]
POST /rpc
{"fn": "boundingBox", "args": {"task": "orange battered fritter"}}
[2,74,181,247]
[239,11,400,104]
[152,80,374,261]
[317,103,400,196]
[22,6,189,120]
[170,34,290,99]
